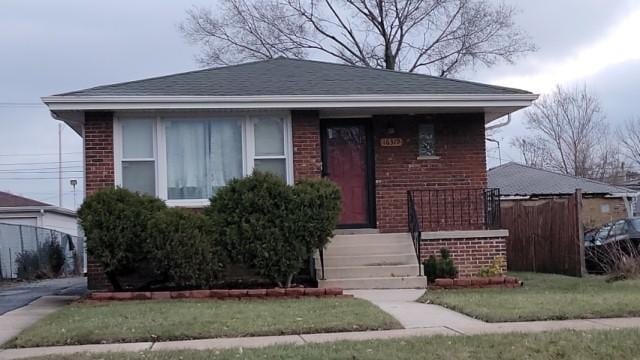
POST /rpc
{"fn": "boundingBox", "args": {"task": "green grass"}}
[5,298,401,348]
[421,272,640,322]
[22,329,640,360]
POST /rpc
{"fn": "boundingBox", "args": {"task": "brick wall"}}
[420,236,507,278]
[373,113,487,232]
[85,112,115,195]
[582,197,628,229]
[292,110,322,180]
[84,111,115,290]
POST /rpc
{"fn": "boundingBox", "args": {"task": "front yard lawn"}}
[6,298,401,348]
[22,329,640,360]
[421,272,640,322]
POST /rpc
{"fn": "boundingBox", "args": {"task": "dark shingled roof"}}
[0,191,52,207]
[56,58,531,97]
[488,162,635,196]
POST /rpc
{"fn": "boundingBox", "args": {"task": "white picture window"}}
[165,118,243,200]
[116,113,292,206]
[120,119,156,195]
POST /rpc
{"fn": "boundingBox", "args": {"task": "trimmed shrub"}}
[206,172,340,287]
[293,178,341,249]
[423,248,458,282]
[206,172,305,287]
[77,187,166,290]
[147,208,225,288]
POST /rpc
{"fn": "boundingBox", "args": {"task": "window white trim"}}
[114,111,294,208]
[114,116,159,196]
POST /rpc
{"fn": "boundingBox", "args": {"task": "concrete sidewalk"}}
[2,316,640,359]
[0,296,79,347]
[2,290,640,359]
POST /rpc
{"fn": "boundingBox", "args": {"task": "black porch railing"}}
[407,191,422,276]
[408,188,501,233]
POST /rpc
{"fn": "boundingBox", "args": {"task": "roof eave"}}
[42,93,538,111]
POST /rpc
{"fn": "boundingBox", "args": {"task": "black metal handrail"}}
[319,248,325,280]
[407,190,422,276]
[408,188,501,232]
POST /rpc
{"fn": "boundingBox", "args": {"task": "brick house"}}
[43,58,537,289]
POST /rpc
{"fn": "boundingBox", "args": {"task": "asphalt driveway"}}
[0,277,86,315]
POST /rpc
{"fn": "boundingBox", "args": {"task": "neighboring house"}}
[488,162,638,230]
[42,58,537,289]
[0,191,78,236]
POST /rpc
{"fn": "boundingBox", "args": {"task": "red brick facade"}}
[289,112,487,233]
[291,110,323,180]
[420,235,507,278]
[84,112,115,195]
[373,114,487,232]
[84,112,115,290]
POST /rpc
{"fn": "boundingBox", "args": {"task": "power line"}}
[0,165,83,172]
[0,160,82,166]
[0,170,84,174]
[0,152,82,157]
[0,176,81,180]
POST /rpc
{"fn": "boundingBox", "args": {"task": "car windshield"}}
[630,219,640,232]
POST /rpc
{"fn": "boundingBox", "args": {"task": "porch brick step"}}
[315,253,418,267]
[315,264,420,279]
[318,276,427,289]
[323,243,415,256]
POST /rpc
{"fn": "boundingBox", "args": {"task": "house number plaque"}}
[380,138,403,147]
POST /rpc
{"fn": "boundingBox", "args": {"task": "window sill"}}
[417,155,440,160]
[165,199,209,208]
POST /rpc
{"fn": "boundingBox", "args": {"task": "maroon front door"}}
[322,121,372,227]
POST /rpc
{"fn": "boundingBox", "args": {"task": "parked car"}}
[585,218,640,273]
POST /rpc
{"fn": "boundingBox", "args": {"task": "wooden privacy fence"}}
[501,190,585,277]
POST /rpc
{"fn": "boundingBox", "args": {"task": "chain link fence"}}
[0,223,85,279]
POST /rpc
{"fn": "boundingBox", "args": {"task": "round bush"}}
[147,208,224,288]
[77,187,166,289]
[205,172,342,287]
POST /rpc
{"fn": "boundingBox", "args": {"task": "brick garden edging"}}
[429,276,523,290]
[88,287,349,301]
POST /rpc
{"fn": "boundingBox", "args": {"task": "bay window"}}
[115,113,292,206]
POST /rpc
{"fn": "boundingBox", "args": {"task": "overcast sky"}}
[1,0,640,209]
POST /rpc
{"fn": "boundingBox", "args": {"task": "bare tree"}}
[511,136,550,169]
[618,117,640,170]
[514,85,623,180]
[180,0,535,76]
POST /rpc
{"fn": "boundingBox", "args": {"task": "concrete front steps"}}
[316,232,427,289]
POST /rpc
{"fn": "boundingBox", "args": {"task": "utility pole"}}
[58,123,63,207]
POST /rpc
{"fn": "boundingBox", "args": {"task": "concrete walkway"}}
[2,290,640,359]
[348,289,484,330]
